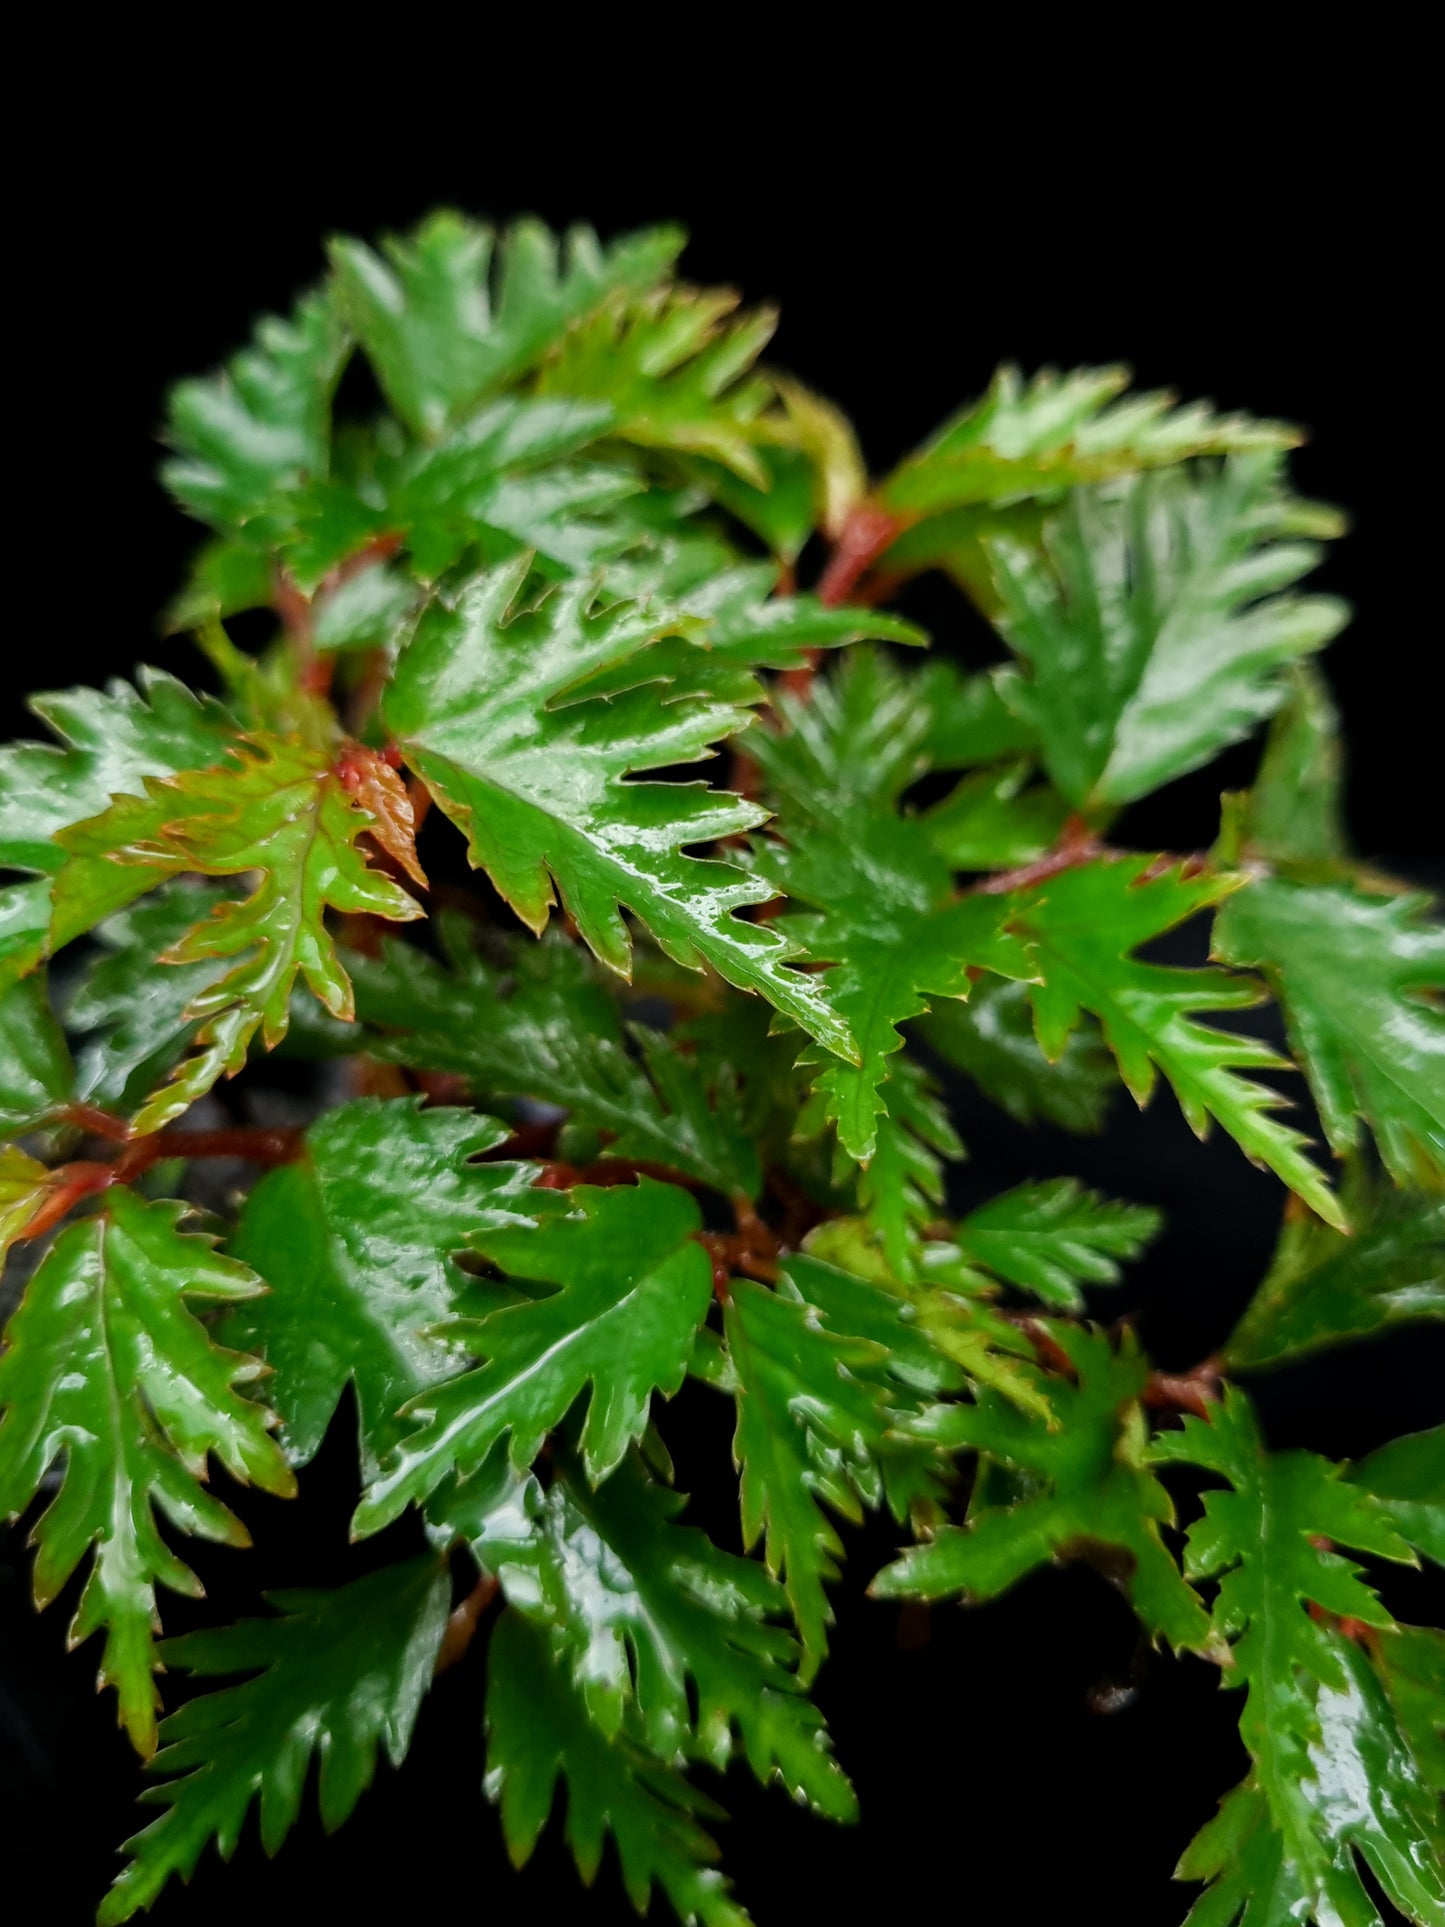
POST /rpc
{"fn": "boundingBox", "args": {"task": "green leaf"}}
[1178,1636,1445,1927]
[1010,855,1342,1225]
[1374,1623,1445,1794]
[1152,1386,1421,1904]
[749,647,937,825]
[847,1055,963,1277]
[51,733,423,1129]
[62,880,233,1115]
[535,283,779,484]
[445,1448,855,1818]
[724,1276,895,1673]
[349,930,761,1198]
[382,559,854,1055]
[1350,1428,1444,1566]
[485,1608,750,1927]
[101,1557,450,1924]
[0,969,72,1131]
[911,657,1041,769]
[875,1324,1208,1651]
[0,1143,53,1263]
[329,210,684,438]
[881,363,1298,518]
[0,670,237,986]
[1213,876,1445,1191]
[986,457,1347,809]
[766,810,1032,1162]
[0,1188,295,1754]
[227,1098,539,1473]
[922,762,1070,872]
[954,1179,1162,1311]
[1226,1171,1445,1369]
[918,974,1117,1132]
[355,1178,712,1533]
[162,288,350,536]
[1236,662,1347,872]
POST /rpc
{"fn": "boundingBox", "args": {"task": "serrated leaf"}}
[486,1608,750,1927]
[51,733,423,1129]
[847,1056,963,1277]
[881,363,1298,518]
[356,1178,712,1532]
[62,880,233,1115]
[911,657,1041,769]
[1214,877,1445,1191]
[382,559,854,1055]
[919,973,1117,1132]
[1374,1623,1445,1794]
[1178,1637,1445,1927]
[749,648,938,825]
[875,1324,1208,1650]
[1010,855,1342,1224]
[349,930,761,1198]
[162,288,350,536]
[100,1557,449,1924]
[724,1276,894,1673]
[1226,1171,1445,1369]
[227,1099,538,1473]
[329,210,684,439]
[0,670,237,986]
[536,283,779,484]
[0,1187,294,1754]
[986,457,1347,809]
[954,1178,1161,1311]
[444,1447,855,1818]
[1152,1386,1422,1905]
[1350,1428,1444,1567]
[766,809,1032,1163]
[0,968,72,1130]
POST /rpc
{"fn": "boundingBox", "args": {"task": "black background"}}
[2,26,1440,1927]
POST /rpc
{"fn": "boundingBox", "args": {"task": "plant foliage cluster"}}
[1,210,1441,1925]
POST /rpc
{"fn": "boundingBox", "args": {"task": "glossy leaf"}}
[767,812,1032,1163]
[1350,1428,1444,1567]
[1226,1173,1445,1368]
[954,1179,1161,1311]
[0,670,236,986]
[1213,876,1445,1191]
[447,1448,855,1817]
[1010,855,1342,1225]
[1152,1387,1424,1908]
[1237,662,1347,872]
[0,969,72,1131]
[881,363,1297,517]
[0,1143,53,1263]
[0,1188,294,1754]
[724,1276,896,1674]
[329,211,683,438]
[383,558,854,1054]
[62,880,233,1115]
[227,1099,538,1472]
[486,1608,749,1927]
[987,457,1347,809]
[349,931,761,1198]
[535,283,779,483]
[875,1324,1209,1650]
[162,289,349,537]
[51,733,423,1129]
[919,974,1116,1132]
[356,1179,712,1532]
[1178,1634,1445,1927]
[101,1557,450,1924]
